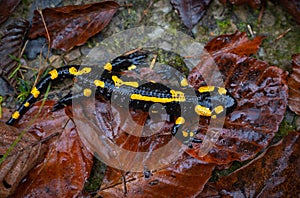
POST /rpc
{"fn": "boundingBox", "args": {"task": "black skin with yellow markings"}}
[6,49,237,146]
[6,50,148,125]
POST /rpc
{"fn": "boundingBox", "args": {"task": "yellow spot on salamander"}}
[128,65,136,70]
[180,78,189,87]
[130,94,185,103]
[31,87,40,98]
[124,81,139,87]
[189,132,194,137]
[69,67,91,76]
[69,67,77,75]
[112,76,121,86]
[218,87,227,95]
[182,131,188,137]
[83,88,92,97]
[104,62,112,71]
[49,69,58,79]
[94,80,105,88]
[170,90,185,100]
[24,102,30,107]
[175,117,185,125]
[198,86,215,93]
[214,105,224,114]
[195,105,212,116]
[12,111,20,119]
[82,67,92,74]
[112,76,139,88]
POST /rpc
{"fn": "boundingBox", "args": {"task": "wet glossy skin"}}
[6,50,237,145]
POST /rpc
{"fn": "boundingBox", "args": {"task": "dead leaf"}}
[219,0,262,9]
[187,32,288,164]
[0,122,45,197]
[0,0,21,24]
[279,0,300,24]
[28,1,120,51]
[204,31,265,57]
[0,19,29,87]
[287,53,300,115]
[199,132,300,197]
[98,153,215,197]
[1,101,93,197]
[71,93,176,171]
[170,0,212,31]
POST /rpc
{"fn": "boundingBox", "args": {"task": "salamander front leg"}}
[52,87,94,111]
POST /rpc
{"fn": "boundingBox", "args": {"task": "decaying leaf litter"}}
[0,0,300,197]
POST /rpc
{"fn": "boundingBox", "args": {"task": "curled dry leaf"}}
[287,53,300,115]
[2,101,93,197]
[0,19,29,87]
[98,154,215,197]
[199,132,300,197]
[0,0,21,24]
[28,1,120,51]
[187,31,288,164]
[0,122,45,197]
[170,0,212,31]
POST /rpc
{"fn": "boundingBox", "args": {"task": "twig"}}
[150,54,157,70]
[35,8,52,87]
[139,0,155,24]
[275,28,291,42]
[124,47,142,55]
[122,173,128,196]
[258,3,265,24]
[37,9,51,48]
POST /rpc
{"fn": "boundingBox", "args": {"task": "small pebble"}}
[49,55,63,68]
[64,48,81,62]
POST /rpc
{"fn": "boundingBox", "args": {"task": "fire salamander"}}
[6,49,237,146]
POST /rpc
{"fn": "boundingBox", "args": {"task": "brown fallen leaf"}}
[279,0,300,24]
[98,153,215,197]
[0,19,29,87]
[28,1,120,51]
[199,132,300,197]
[287,53,300,115]
[219,0,262,9]
[204,31,264,57]
[187,32,288,164]
[1,101,93,197]
[0,122,45,197]
[68,77,214,197]
[0,0,21,24]
[1,32,288,196]
[170,0,212,31]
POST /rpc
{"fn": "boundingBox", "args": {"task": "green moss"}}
[21,0,30,6]
[273,116,297,142]
[121,9,139,29]
[155,48,189,76]
[209,160,251,182]
[84,159,107,193]
[216,19,231,30]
